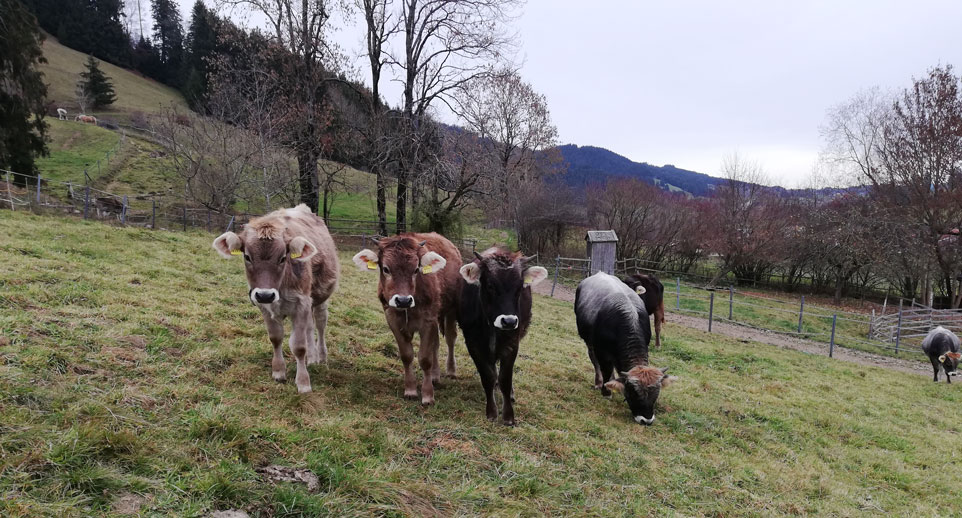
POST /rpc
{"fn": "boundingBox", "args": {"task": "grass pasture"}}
[1,211,961,516]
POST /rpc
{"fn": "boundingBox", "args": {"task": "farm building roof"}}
[585,230,618,243]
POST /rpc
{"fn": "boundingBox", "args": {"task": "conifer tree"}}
[78,56,117,109]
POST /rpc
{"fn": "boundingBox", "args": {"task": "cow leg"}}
[465,337,498,421]
[931,359,941,382]
[586,345,603,389]
[390,325,418,399]
[598,354,615,399]
[654,302,665,348]
[431,339,441,385]
[443,312,458,378]
[418,323,440,405]
[312,301,329,364]
[290,306,314,393]
[498,343,520,426]
[265,315,286,382]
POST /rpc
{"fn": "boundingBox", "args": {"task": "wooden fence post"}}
[829,314,837,358]
[83,185,90,219]
[550,256,560,298]
[151,199,156,229]
[708,292,715,333]
[895,306,903,354]
[728,285,734,321]
[676,277,681,310]
[226,215,234,232]
[798,295,805,333]
[36,175,41,204]
[121,195,127,225]
[182,206,187,232]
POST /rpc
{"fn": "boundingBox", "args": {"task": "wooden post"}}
[151,199,156,229]
[708,292,715,333]
[895,306,903,354]
[5,172,13,211]
[869,309,875,338]
[121,195,127,224]
[83,185,90,219]
[829,314,837,358]
[36,175,41,204]
[676,277,681,310]
[798,295,805,333]
[551,256,560,298]
[183,206,187,231]
[226,215,235,232]
[728,285,734,321]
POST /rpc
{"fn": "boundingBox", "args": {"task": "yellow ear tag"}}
[230,250,242,256]
[290,252,301,259]
[367,261,377,270]
[524,276,532,286]
[422,265,433,274]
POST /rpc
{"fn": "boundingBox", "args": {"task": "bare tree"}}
[392,0,519,232]
[820,87,890,186]
[74,83,92,114]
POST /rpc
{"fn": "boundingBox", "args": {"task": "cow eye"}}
[243,254,252,262]
[278,255,286,264]
[382,266,390,275]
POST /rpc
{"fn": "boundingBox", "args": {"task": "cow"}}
[922,326,962,383]
[75,114,97,124]
[212,204,339,393]
[352,233,462,406]
[57,108,67,120]
[575,271,678,425]
[457,248,548,425]
[622,273,666,348]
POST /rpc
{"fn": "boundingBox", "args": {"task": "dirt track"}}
[532,280,932,378]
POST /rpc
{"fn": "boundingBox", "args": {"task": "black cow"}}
[922,326,962,383]
[457,248,548,425]
[622,273,666,348]
[575,271,677,425]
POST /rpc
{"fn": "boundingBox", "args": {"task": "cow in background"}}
[353,233,462,405]
[922,326,962,383]
[213,204,339,393]
[575,271,678,425]
[622,273,666,348]
[458,248,548,425]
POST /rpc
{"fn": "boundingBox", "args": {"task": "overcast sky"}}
[173,0,962,187]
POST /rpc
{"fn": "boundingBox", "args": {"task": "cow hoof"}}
[444,370,457,379]
[403,391,419,400]
[297,384,312,394]
[502,419,516,427]
[272,372,286,383]
[421,397,434,407]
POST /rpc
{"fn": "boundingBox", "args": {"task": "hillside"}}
[1,211,961,516]
[558,144,728,196]
[39,35,187,119]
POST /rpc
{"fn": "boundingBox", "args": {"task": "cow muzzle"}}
[389,294,415,309]
[251,288,279,305]
[634,415,655,426]
[494,314,519,330]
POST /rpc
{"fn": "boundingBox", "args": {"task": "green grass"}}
[2,210,962,516]
[40,35,187,119]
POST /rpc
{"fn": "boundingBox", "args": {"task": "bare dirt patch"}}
[532,280,930,377]
[256,465,320,493]
[112,492,148,515]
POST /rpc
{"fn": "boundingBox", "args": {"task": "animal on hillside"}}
[75,114,97,124]
[622,273,666,348]
[575,271,678,425]
[212,204,339,393]
[57,108,67,120]
[921,326,962,383]
[457,248,548,425]
[353,233,462,406]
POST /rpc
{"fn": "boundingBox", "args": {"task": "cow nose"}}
[254,290,276,304]
[395,295,414,308]
[496,315,519,330]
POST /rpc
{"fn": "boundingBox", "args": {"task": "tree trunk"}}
[396,170,407,234]
[376,166,387,235]
[296,148,320,213]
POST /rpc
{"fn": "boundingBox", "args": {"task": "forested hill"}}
[557,144,727,196]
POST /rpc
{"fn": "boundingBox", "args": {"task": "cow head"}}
[604,366,678,425]
[939,351,962,375]
[352,237,446,309]
[213,228,318,305]
[459,249,548,331]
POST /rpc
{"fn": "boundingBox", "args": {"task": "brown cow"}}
[353,233,462,405]
[213,204,339,393]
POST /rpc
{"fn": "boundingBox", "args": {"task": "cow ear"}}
[523,266,548,287]
[604,379,625,393]
[460,262,481,284]
[420,251,446,274]
[288,237,318,262]
[940,355,947,364]
[948,352,962,360]
[660,375,678,388]
[213,232,242,259]
[353,249,379,272]
[635,285,647,295]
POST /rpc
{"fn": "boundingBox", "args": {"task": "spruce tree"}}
[0,0,49,181]
[151,0,185,86]
[183,0,217,106]
[78,56,117,109]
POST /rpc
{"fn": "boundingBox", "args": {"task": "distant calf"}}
[458,248,548,425]
[922,326,962,383]
[353,233,462,405]
[575,272,677,425]
[75,114,96,124]
[622,273,666,348]
[213,204,339,393]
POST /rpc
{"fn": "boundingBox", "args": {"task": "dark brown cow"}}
[213,204,339,393]
[353,233,462,405]
[622,273,666,348]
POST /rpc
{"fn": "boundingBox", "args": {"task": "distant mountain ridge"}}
[556,144,727,196]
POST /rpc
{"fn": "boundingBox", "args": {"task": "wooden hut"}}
[585,230,618,275]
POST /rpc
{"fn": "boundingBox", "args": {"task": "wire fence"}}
[542,256,935,362]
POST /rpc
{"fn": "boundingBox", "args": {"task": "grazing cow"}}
[622,273,666,348]
[75,114,97,124]
[57,108,67,120]
[353,233,462,405]
[457,248,548,425]
[575,271,678,425]
[922,326,962,383]
[212,204,339,393]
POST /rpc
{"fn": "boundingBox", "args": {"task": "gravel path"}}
[532,280,931,378]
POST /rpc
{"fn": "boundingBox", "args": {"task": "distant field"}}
[1,210,961,516]
[39,35,187,119]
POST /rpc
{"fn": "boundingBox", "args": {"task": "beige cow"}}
[213,204,339,393]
